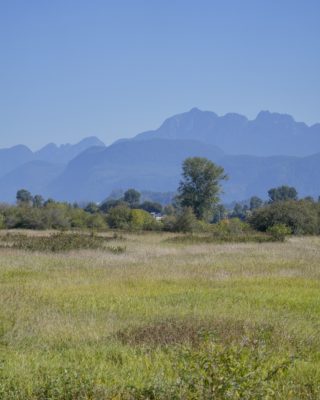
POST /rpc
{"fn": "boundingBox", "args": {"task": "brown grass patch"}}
[115,317,276,347]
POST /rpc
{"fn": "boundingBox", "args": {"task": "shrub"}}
[174,207,199,233]
[107,205,131,229]
[249,200,320,235]
[130,209,159,231]
[3,207,48,230]
[42,204,71,230]
[212,218,251,238]
[0,232,120,252]
[86,213,107,230]
[69,207,89,228]
[162,215,178,232]
[0,214,5,229]
[267,224,291,242]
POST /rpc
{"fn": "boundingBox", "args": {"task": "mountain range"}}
[1,109,320,204]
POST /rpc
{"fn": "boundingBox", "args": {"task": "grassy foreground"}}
[1,231,320,399]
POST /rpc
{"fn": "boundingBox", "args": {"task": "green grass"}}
[0,231,320,398]
[0,231,126,253]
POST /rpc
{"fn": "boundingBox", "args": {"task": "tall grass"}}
[0,231,320,398]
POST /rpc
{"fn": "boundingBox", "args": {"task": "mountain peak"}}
[77,136,105,147]
[189,107,201,113]
[255,110,294,124]
[35,136,105,164]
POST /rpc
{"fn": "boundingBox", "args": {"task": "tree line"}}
[1,157,320,235]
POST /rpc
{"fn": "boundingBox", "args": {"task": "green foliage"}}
[161,215,178,232]
[0,232,120,252]
[107,204,132,229]
[178,157,227,220]
[124,188,141,207]
[174,207,199,233]
[268,185,298,203]
[0,335,292,399]
[16,189,33,206]
[250,196,264,210]
[167,341,291,399]
[231,202,249,220]
[168,219,276,244]
[86,213,107,230]
[139,200,163,214]
[163,204,175,216]
[0,202,108,231]
[100,199,128,213]
[32,194,44,208]
[130,209,159,231]
[211,204,227,223]
[42,203,71,229]
[249,200,320,234]
[267,224,291,242]
[0,213,5,229]
[84,202,99,214]
[0,233,320,399]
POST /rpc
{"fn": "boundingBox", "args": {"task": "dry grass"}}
[1,231,320,398]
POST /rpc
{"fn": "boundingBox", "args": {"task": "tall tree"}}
[123,189,141,208]
[231,203,248,220]
[268,185,298,203]
[33,194,44,208]
[212,204,227,223]
[16,189,33,206]
[178,157,227,220]
[249,196,263,210]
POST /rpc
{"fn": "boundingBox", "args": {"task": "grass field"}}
[1,231,320,399]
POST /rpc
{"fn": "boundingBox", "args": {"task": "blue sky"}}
[1,0,319,149]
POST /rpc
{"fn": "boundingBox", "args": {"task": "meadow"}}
[1,230,320,399]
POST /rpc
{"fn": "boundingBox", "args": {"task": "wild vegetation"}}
[0,231,126,253]
[0,158,320,398]
[1,231,320,398]
[3,161,319,242]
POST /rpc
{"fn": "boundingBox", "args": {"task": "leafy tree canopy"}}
[268,185,298,203]
[250,196,264,210]
[16,189,33,206]
[139,201,162,214]
[33,195,44,208]
[124,189,141,207]
[178,157,227,220]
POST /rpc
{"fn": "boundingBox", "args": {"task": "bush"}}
[249,200,320,235]
[0,213,5,229]
[174,207,199,233]
[86,213,107,230]
[162,215,178,232]
[42,204,71,230]
[0,232,121,253]
[0,202,109,231]
[167,341,291,399]
[130,209,160,231]
[107,205,131,229]
[267,224,291,242]
[3,207,48,230]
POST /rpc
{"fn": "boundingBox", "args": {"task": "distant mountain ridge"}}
[35,136,105,164]
[45,139,224,202]
[0,137,105,179]
[46,143,320,203]
[0,145,34,178]
[1,108,320,204]
[133,108,320,156]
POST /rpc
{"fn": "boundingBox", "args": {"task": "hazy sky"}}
[1,0,319,149]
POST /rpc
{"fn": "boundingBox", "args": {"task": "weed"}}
[0,232,125,253]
